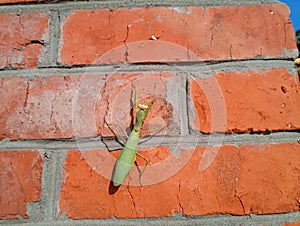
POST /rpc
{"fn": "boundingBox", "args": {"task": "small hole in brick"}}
[280,86,287,93]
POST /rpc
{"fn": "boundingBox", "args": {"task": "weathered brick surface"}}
[0,151,42,220]
[0,73,173,140]
[0,12,49,69]
[60,4,296,65]
[59,142,300,219]
[190,68,300,133]
[0,76,84,140]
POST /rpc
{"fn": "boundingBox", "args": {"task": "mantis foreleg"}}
[105,122,128,145]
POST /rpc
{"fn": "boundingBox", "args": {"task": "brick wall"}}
[0,0,300,225]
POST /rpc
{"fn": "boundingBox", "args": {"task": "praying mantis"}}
[110,87,153,186]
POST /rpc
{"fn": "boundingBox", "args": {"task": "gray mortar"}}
[42,10,61,68]
[0,60,297,78]
[167,72,190,136]
[26,150,67,222]
[1,212,300,225]
[1,131,299,151]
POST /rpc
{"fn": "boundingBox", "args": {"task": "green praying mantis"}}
[110,87,153,186]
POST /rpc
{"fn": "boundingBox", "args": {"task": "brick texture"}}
[284,221,300,226]
[0,12,49,69]
[2,69,298,139]
[60,4,296,65]
[0,73,173,140]
[0,76,84,140]
[0,151,42,220]
[98,73,173,137]
[59,142,300,219]
[0,1,299,223]
[190,68,300,133]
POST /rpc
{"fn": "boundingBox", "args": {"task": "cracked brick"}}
[0,12,49,69]
[0,73,174,140]
[0,151,42,220]
[190,68,300,133]
[0,75,103,140]
[60,4,297,65]
[58,142,300,219]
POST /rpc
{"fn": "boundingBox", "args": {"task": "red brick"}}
[180,142,300,215]
[60,4,296,65]
[98,73,173,137]
[283,221,300,226]
[190,68,300,133]
[59,147,185,218]
[0,75,110,140]
[0,151,42,220]
[0,73,173,140]
[59,142,300,219]
[0,12,49,69]
[0,76,82,140]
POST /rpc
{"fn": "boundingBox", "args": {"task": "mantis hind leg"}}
[136,152,149,186]
[138,122,169,145]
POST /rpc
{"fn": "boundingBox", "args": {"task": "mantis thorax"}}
[133,109,147,131]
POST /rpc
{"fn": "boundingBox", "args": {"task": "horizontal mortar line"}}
[0,211,300,226]
[0,131,299,151]
[0,60,296,78]
[0,0,281,13]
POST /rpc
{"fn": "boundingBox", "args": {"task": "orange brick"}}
[59,142,300,219]
[190,68,300,133]
[283,221,300,226]
[0,151,42,220]
[0,12,49,69]
[60,4,296,65]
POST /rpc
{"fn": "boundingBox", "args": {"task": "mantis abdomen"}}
[112,130,140,186]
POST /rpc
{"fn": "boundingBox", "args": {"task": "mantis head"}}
[132,86,153,124]
[137,99,153,120]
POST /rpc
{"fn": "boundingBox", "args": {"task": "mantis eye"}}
[137,104,148,110]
